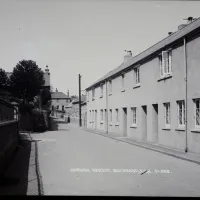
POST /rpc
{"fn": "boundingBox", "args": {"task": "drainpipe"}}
[184,37,188,153]
[105,80,108,134]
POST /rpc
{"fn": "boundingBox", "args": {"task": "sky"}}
[0,0,200,96]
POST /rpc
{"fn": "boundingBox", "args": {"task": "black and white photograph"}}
[0,0,200,197]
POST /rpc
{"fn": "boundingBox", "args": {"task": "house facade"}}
[86,18,200,155]
[51,89,71,117]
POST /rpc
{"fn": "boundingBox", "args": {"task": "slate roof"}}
[86,17,200,90]
[51,92,70,99]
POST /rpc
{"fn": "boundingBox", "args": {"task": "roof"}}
[51,92,70,99]
[86,17,200,90]
[72,95,86,104]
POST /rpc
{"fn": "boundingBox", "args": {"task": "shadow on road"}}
[0,135,31,195]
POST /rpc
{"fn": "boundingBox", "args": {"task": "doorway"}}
[152,104,158,143]
[122,108,127,136]
[141,105,147,141]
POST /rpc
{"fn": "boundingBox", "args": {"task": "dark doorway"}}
[122,108,127,136]
[141,105,147,141]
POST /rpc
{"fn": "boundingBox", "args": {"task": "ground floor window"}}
[131,107,137,125]
[100,109,103,123]
[164,103,170,128]
[116,109,119,124]
[109,109,112,124]
[194,99,200,129]
[177,100,185,128]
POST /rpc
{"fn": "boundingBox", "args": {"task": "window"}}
[109,109,112,124]
[134,67,140,85]
[194,99,200,129]
[116,109,119,124]
[100,109,103,123]
[164,103,170,128]
[87,91,89,102]
[100,84,103,97]
[131,107,137,125]
[177,101,185,128]
[92,88,95,100]
[121,74,125,90]
[109,80,112,94]
[159,50,172,77]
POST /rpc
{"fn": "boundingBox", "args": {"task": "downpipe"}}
[105,80,109,134]
[184,37,188,153]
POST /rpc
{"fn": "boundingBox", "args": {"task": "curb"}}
[83,128,200,166]
[29,133,44,196]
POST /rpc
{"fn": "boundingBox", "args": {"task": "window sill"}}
[130,124,137,128]
[115,123,119,126]
[175,128,185,131]
[191,129,200,133]
[100,121,104,124]
[121,89,125,92]
[100,95,103,98]
[157,74,172,82]
[162,127,171,130]
[133,84,141,89]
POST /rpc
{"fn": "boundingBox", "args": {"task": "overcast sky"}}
[0,0,200,96]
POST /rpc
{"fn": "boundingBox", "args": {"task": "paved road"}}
[31,123,200,196]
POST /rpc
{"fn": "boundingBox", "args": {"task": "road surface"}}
[31,123,200,196]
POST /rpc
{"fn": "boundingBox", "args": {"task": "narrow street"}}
[31,122,200,196]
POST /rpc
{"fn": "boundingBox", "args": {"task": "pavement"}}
[30,122,200,196]
[0,132,42,195]
[83,128,200,165]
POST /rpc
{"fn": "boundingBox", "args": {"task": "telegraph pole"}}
[79,74,82,126]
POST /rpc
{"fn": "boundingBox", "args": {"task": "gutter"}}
[184,37,188,153]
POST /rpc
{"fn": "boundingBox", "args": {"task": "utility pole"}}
[79,74,82,126]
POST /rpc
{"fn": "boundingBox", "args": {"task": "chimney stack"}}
[124,50,132,62]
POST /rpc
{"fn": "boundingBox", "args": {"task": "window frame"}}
[92,88,95,100]
[109,80,112,95]
[134,67,140,86]
[121,74,125,91]
[100,83,103,98]
[194,99,200,129]
[164,103,171,128]
[177,100,185,129]
[131,107,137,126]
[159,50,172,78]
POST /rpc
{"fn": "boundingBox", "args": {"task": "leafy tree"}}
[0,68,9,88]
[10,60,45,103]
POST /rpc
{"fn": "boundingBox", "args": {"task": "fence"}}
[0,98,19,176]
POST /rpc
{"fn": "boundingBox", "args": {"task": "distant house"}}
[51,89,71,117]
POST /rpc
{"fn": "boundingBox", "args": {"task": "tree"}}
[0,68,9,88]
[10,60,45,103]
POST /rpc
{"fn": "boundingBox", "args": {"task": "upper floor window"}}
[134,67,140,85]
[109,80,112,94]
[177,100,185,128]
[100,84,103,97]
[159,50,172,77]
[92,88,95,100]
[62,105,64,111]
[164,103,170,128]
[87,91,89,102]
[194,99,200,129]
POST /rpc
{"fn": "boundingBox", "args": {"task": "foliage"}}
[10,60,45,103]
[40,88,51,107]
[0,68,9,88]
